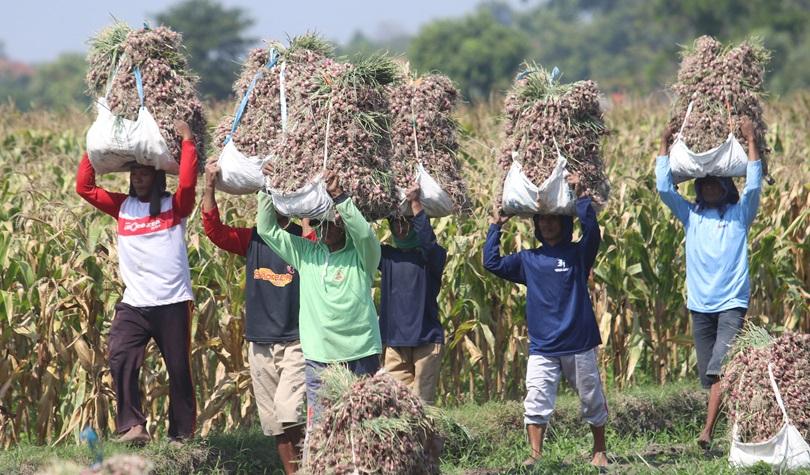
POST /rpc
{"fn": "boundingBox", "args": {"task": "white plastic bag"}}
[501,153,575,216]
[216,141,270,195]
[398,163,454,217]
[269,174,335,220]
[729,364,810,470]
[669,101,749,183]
[85,68,177,175]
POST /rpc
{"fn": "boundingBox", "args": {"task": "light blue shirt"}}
[655,156,762,313]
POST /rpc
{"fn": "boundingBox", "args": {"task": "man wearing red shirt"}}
[201,158,311,474]
[76,121,198,445]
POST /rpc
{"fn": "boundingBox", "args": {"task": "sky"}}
[0,0,525,63]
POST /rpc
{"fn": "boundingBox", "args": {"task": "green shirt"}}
[256,192,382,363]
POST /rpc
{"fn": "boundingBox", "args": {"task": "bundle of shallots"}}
[668,36,771,176]
[86,23,206,172]
[303,366,438,475]
[498,64,609,214]
[212,35,335,157]
[722,326,810,443]
[265,55,400,220]
[387,70,471,216]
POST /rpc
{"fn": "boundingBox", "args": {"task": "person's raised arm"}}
[75,153,127,218]
[326,171,381,274]
[171,121,198,218]
[482,208,525,284]
[407,184,447,278]
[655,124,691,225]
[568,174,601,271]
[255,162,310,269]
[201,157,252,256]
[739,117,763,228]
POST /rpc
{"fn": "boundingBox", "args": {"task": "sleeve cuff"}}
[202,205,219,217]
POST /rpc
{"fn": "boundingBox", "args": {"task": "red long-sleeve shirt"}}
[75,140,199,306]
[202,206,254,256]
[76,140,199,219]
[202,205,317,257]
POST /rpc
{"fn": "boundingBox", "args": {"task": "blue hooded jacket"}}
[656,156,762,313]
[483,197,602,356]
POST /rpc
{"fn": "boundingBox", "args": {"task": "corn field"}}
[0,95,807,447]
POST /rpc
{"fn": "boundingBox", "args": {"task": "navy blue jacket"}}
[379,211,447,346]
[483,197,601,356]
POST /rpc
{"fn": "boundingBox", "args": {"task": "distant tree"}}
[154,0,255,100]
[409,7,529,100]
[337,30,410,58]
[26,53,87,110]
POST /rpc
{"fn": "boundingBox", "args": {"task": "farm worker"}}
[75,121,198,445]
[656,116,762,449]
[200,158,307,474]
[256,166,382,428]
[378,184,447,405]
[483,173,608,468]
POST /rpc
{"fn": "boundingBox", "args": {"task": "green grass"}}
[1,426,283,475]
[3,384,809,474]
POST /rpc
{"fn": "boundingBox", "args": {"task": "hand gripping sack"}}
[501,152,575,216]
[86,67,177,175]
[729,364,810,470]
[397,163,454,217]
[669,101,749,183]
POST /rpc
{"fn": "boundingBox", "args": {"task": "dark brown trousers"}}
[108,301,196,438]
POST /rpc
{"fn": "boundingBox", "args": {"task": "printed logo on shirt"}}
[333,269,345,283]
[118,210,176,236]
[555,258,570,273]
[254,267,295,287]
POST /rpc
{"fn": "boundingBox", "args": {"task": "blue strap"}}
[224,48,280,145]
[550,66,561,84]
[133,67,144,108]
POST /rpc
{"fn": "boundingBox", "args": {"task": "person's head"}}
[318,213,346,251]
[532,213,574,246]
[695,176,739,209]
[128,164,167,217]
[389,216,412,240]
[388,216,420,249]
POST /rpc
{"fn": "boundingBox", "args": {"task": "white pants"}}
[524,348,608,427]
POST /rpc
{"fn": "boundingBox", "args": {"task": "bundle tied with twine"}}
[387,66,471,215]
[498,63,610,208]
[212,34,336,158]
[86,22,206,169]
[302,366,439,475]
[722,324,810,443]
[668,35,772,179]
[264,54,400,221]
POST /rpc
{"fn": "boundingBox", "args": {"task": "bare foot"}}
[522,455,540,467]
[697,431,711,450]
[591,451,608,468]
[115,425,151,446]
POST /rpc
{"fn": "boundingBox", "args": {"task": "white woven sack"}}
[398,163,454,217]
[216,141,270,195]
[670,101,748,183]
[501,153,575,216]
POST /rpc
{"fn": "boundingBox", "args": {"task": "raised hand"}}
[323,170,343,199]
[174,120,193,141]
[490,206,512,226]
